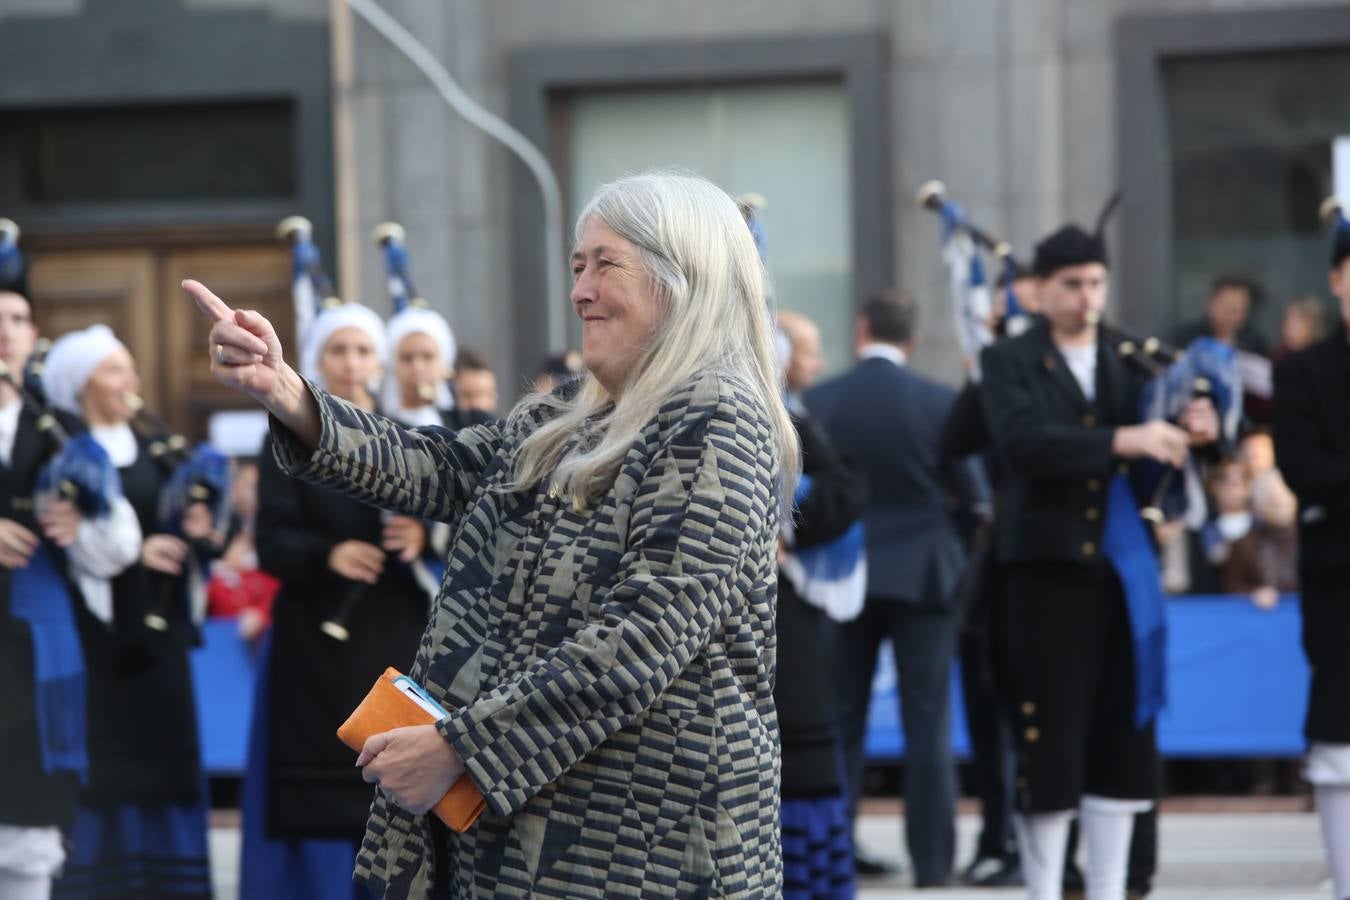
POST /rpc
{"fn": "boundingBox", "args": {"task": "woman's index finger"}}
[182,279,233,323]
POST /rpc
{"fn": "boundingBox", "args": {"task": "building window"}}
[1165,48,1350,342]
[561,81,853,375]
[7,99,296,206]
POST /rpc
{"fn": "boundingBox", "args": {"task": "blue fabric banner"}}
[189,596,1312,775]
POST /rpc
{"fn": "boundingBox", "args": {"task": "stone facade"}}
[2,0,1344,390]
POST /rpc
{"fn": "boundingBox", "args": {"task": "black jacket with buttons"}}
[979,318,1154,565]
[1272,324,1350,580]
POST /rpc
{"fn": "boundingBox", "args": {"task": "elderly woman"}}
[187,171,796,898]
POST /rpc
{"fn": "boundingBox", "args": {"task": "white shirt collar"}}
[388,402,443,429]
[90,422,139,468]
[859,343,906,367]
[0,397,21,466]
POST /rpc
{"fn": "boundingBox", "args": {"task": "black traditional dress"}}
[55,427,211,900]
[238,427,427,900]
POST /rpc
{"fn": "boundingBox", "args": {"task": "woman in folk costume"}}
[0,230,143,900]
[240,224,429,900]
[42,326,211,899]
[772,329,868,900]
[375,222,470,430]
[374,222,491,595]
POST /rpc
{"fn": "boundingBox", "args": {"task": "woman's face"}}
[394,331,444,403]
[569,218,660,395]
[1281,308,1316,352]
[81,347,140,425]
[320,326,380,402]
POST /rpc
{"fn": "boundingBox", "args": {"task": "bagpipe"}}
[0,356,123,522]
[373,219,454,604]
[127,395,232,632]
[276,214,341,338]
[373,220,452,404]
[916,180,1242,525]
[0,220,122,521]
[278,214,369,642]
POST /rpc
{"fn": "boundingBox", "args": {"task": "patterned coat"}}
[271,371,783,898]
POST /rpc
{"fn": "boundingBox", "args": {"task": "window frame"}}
[1116,5,1350,337]
[508,34,892,377]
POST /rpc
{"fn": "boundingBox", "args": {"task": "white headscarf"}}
[42,324,127,417]
[381,305,457,412]
[298,304,388,392]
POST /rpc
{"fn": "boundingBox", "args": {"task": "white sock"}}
[1316,785,1350,900]
[1080,795,1151,900]
[0,870,52,900]
[1013,809,1074,900]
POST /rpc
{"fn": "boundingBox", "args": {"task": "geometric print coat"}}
[271,370,783,898]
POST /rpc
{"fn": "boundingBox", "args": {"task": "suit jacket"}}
[272,371,781,899]
[805,356,985,606]
[1272,326,1350,580]
[978,319,1152,565]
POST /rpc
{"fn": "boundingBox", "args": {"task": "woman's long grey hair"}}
[504,171,800,508]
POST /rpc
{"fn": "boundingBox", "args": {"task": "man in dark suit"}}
[805,291,988,887]
[979,224,1217,900]
[1272,212,1350,900]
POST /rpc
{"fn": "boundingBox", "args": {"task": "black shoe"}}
[914,875,960,888]
[962,855,1024,887]
[853,847,903,877]
[1063,860,1086,894]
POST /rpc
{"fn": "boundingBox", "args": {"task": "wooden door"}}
[27,237,291,439]
[159,245,292,439]
[28,249,160,399]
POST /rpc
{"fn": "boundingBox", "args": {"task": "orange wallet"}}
[337,667,486,832]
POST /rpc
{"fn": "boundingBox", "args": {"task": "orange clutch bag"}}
[337,667,486,832]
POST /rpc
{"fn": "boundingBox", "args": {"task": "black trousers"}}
[1301,574,1350,743]
[834,597,959,884]
[959,630,1017,861]
[996,562,1160,812]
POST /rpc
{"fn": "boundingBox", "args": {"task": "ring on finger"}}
[215,343,225,363]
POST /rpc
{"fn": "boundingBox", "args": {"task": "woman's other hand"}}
[382,516,428,563]
[38,499,79,548]
[357,724,465,815]
[142,534,190,575]
[328,540,385,584]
